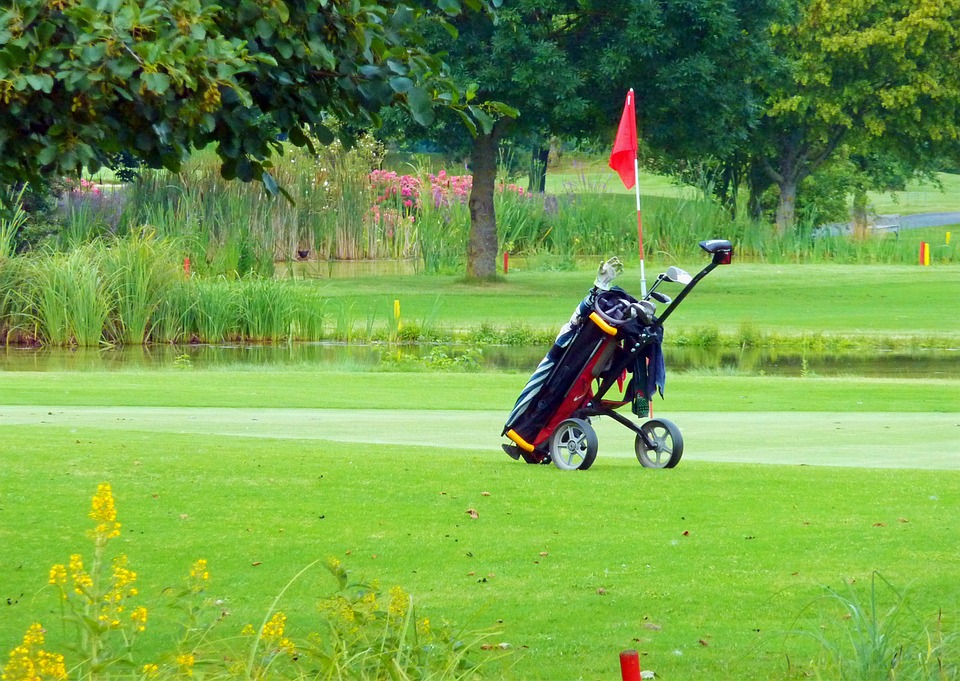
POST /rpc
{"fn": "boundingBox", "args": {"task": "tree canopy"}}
[755,0,960,230]
[0,0,500,190]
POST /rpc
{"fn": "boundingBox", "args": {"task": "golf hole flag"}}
[609,89,638,189]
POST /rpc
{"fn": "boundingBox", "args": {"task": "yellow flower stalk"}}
[88,483,121,541]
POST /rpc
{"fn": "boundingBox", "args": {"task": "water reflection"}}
[1,343,956,378]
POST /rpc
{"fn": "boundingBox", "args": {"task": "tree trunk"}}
[528,144,549,194]
[775,179,798,235]
[466,128,501,279]
[851,187,869,239]
[747,161,770,221]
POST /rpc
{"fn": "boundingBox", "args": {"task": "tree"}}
[426,1,587,278]
[0,0,498,192]
[757,0,960,232]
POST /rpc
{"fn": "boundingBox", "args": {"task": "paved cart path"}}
[2,406,958,470]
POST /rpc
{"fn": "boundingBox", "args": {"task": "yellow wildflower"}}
[141,663,159,678]
[130,607,148,633]
[89,483,121,540]
[361,590,378,608]
[188,559,209,582]
[2,624,66,681]
[22,624,44,647]
[416,617,431,636]
[175,653,194,677]
[240,624,256,636]
[68,554,92,595]
[112,555,138,591]
[388,586,409,618]
[261,612,286,642]
[47,565,66,586]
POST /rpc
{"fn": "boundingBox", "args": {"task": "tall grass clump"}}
[1,187,29,259]
[25,245,112,346]
[122,134,398,275]
[101,233,183,344]
[1,482,502,681]
[791,573,958,680]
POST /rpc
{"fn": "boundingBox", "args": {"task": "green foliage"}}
[0,0,503,191]
[758,0,960,229]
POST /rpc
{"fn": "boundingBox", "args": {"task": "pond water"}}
[1,343,956,379]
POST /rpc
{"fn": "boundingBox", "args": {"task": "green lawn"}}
[292,264,960,343]
[545,156,960,217]
[1,366,959,679]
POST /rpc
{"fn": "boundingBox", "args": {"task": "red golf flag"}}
[609,89,637,189]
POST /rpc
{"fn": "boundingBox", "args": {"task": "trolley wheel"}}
[635,418,684,468]
[549,418,598,471]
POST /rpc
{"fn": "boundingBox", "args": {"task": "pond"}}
[1,343,956,379]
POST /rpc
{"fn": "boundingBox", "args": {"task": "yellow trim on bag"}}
[506,429,535,452]
[589,312,618,335]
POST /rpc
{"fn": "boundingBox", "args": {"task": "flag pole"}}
[608,88,645,296]
[634,153,646,296]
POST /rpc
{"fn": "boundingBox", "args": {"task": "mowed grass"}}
[303,264,960,341]
[1,368,959,679]
[2,427,958,680]
[546,158,960,218]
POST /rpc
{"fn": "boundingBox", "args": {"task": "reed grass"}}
[28,143,960,272]
[24,246,112,346]
[101,233,181,344]
[0,187,28,258]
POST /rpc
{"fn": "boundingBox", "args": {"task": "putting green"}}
[2,406,957,469]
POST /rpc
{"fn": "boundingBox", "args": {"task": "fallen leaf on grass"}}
[466,508,479,519]
[481,491,491,497]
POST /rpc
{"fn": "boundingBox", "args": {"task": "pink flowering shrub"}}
[62,178,103,196]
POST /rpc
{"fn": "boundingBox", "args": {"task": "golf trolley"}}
[501,239,733,470]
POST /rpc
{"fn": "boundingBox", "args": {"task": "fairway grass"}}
[297,264,960,344]
[2,429,958,680]
[2,368,959,679]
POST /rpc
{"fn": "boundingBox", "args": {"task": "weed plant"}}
[2,483,500,681]
[789,573,958,680]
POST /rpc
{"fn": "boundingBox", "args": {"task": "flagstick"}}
[634,155,646,297]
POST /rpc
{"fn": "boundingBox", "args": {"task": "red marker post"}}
[619,650,642,681]
[184,257,191,276]
[503,251,509,274]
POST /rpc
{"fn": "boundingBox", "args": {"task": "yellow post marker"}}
[947,231,952,245]
[393,299,401,331]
